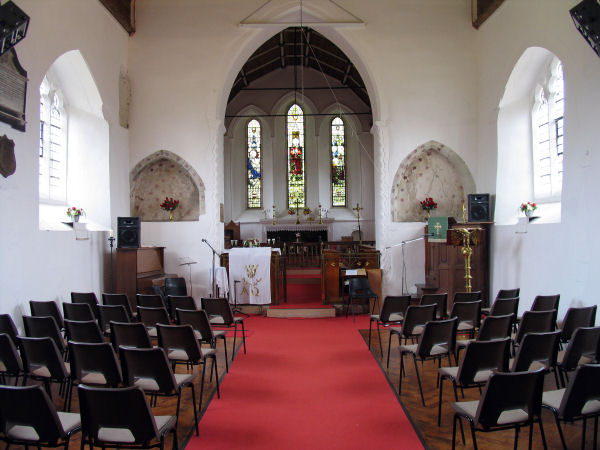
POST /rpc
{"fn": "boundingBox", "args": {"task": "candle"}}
[109,229,114,238]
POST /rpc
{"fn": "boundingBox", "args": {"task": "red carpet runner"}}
[187,315,423,449]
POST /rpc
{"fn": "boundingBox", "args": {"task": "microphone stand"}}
[178,261,197,296]
[385,234,432,295]
[202,239,221,298]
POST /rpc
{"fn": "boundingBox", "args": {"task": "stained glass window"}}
[331,117,346,206]
[246,119,262,208]
[287,104,305,209]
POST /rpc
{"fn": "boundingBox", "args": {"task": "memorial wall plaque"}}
[0,49,26,131]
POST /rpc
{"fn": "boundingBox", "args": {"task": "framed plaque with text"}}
[0,49,26,131]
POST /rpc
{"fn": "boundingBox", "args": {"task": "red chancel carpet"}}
[187,315,423,449]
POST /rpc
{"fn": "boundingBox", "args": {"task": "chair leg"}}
[377,322,383,357]
[189,383,199,436]
[514,425,519,450]
[368,319,373,349]
[412,355,425,406]
[213,355,220,398]
[222,336,229,372]
[398,351,405,394]
[528,422,533,450]
[553,413,567,449]
[594,415,598,450]
[470,420,478,450]
[241,321,247,354]
[582,417,587,450]
[438,376,444,426]
[199,360,207,413]
[171,427,178,450]
[175,390,182,430]
[452,414,458,450]
[232,325,238,362]
[538,417,548,450]
[386,332,393,368]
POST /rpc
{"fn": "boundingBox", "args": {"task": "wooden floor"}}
[362,326,596,450]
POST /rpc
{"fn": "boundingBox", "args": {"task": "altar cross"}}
[353,203,363,241]
[434,221,443,237]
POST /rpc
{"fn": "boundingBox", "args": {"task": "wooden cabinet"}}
[423,222,491,309]
[322,248,380,304]
[115,247,165,310]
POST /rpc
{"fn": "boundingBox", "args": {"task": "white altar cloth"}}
[228,247,272,305]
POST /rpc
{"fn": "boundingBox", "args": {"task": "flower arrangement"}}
[303,207,312,216]
[288,208,295,215]
[160,196,179,211]
[244,238,260,247]
[66,206,85,222]
[420,197,437,211]
[520,201,537,216]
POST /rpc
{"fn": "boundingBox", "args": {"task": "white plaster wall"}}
[0,0,130,327]
[478,0,600,320]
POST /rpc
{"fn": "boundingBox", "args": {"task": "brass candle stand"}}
[450,227,481,292]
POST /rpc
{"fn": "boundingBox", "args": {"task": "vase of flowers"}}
[419,197,437,219]
[244,238,259,247]
[66,206,85,222]
[160,197,179,221]
[520,201,537,217]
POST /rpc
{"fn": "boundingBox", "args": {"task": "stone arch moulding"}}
[390,141,476,222]
[130,150,205,221]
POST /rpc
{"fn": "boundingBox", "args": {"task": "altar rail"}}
[280,241,377,267]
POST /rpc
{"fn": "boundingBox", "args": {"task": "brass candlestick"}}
[318,203,323,224]
[454,228,480,292]
[295,199,300,224]
[272,204,276,225]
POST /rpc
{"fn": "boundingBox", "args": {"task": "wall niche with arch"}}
[391,141,475,222]
[130,150,205,221]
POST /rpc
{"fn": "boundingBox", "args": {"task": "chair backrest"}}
[63,302,95,321]
[119,346,177,393]
[0,333,23,375]
[176,309,214,343]
[558,326,600,371]
[511,330,561,372]
[0,384,68,444]
[78,384,160,445]
[201,297,235,326]
[453,291,481,304]
[168,295,197,320]
[416,317,458,358]
[157,323,202,362]
[18,336,69,379]
[71,292,99,312]
[457,337,511,385]
[164,277,187,297]
[64,319,104,344]
[98,305,131,334]
[514,310,556,344]
[0,314,19,344]
[68,341,122,387]
[474,368,545,428]
[22,315,65,353]
[560,306,597,342]
[420,293,448,319]
[29,300,64,329]
[380,295,411,323]
[557,364,600,419]
[489,297,519,318]
[137,306,170,329]
[477,314,514,341]
[109,322,152,351]
[348,277,376,297]
[402,304,436,337]
[450,300,482,329]
[531,294,560,312]
[136,294,165,309]
[496,288,520,299]
[102,293,134,319]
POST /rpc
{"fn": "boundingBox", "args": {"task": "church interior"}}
[1,0,600,448]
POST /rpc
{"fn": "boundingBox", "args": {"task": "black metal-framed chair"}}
[202,297,246,360]
[70,292,100,318]
[555,326,600,387]
[30,300,65,332]
[510,330,561,388]
[512,309,556,356]
[136,294,166,309]
[102,292,135,321]
[137,306,171,339]
[165,277,187,297]
[98,304,131,335]
[68,341,122,388]
[78,384,177,450]
[420,293,448,320]
[369,295,410,356]
[449,300,482,339]
[399,317,458,406]
[176,308,229,372]
[455,313,513,359]
[559,306,597,346]
[0,384,81,450]
[387,304,436,369]
[120,346,199,436]
[23,315,67,357]
[542,363,600,450]
[168,295,197,321]
[452,291,481,304]
[64,319,104,344]
[110,321,153,354]
[0,333,25,385]
[62,302,95,322]
[0,314,19,345]
[345,277,378,321]
[451,368,547,450]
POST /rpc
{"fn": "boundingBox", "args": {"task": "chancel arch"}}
[391,141,475,222]
[130,150,205,221]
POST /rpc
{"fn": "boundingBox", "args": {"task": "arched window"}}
[330,116,346,206]
[287,104,305,209]
[246,119,262,208]
[532,59,564,202]
[39,76,67,204]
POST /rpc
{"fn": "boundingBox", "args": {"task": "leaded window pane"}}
[247,119,262,208]
[287,104,305,209]
[331,116,346,206]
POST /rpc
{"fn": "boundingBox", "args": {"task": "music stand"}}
[178,261,197,296]
[232,280,249,317]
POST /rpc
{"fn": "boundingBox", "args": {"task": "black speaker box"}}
[468,194,490,222]
[571,0,600,58]
[117,216,140,248]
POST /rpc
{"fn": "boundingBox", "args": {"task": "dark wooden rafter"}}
[279,31,286,68]
[472,0,505,29]
[99,0,135,35]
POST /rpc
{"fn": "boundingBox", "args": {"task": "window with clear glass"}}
[39,77,67,204]
[330,116,346,206]
[246,119,262,208]
[532,59,564,202]
[287,104,305,209]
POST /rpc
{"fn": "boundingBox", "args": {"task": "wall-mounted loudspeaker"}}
[571,0,600,58]
[117,217,140,248]
[468,194,490,222]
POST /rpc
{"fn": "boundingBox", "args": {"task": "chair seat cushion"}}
[456,339,474,349]
[388,313,404,322]
[556,350,594,366]
[439,366,492,384]
[174,372,196,387]
[57,411,81,434]
[6,424,40,441]
[134,376,160,392]
[98,426,135,443]
[167,349,190,361]
[200,347,216,358]
[213,330,226,338]
[155,415,177,435]
[452,400,529,425]
[457,321,474,331]
[80,371,107,386]
[542,388,565,410]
